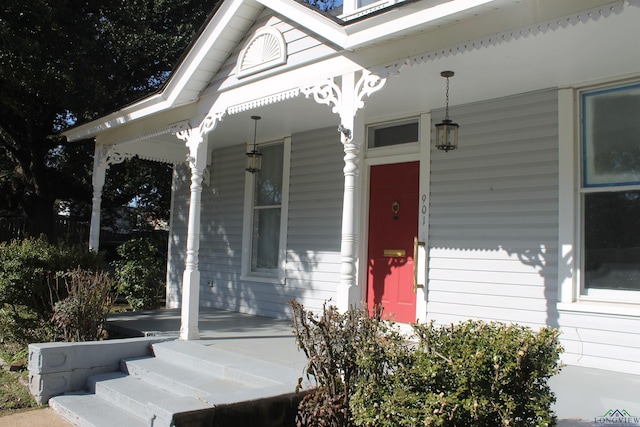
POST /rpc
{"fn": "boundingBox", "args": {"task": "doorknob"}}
[413,236,425,292]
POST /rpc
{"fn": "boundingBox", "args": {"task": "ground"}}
[0,367,37,416]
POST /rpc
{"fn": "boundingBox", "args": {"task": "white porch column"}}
[89,146,107,252]
[177,128,207,340]
[89,145,132,252]
[336,72,364,312]
[303,71,386,312]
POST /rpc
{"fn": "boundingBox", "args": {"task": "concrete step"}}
[122,356,251,402]
[49,339,306,427]
[87,371,214,426]
[49,393,148,427]
[150,340,303,387]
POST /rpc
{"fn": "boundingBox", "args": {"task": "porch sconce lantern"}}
[434,71,459,152]
[245,115,262,173]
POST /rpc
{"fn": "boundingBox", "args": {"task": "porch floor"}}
[107,308,640,426]
[108,307,306,369]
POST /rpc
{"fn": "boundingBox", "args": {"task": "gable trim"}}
[236,26,288,78]
[227,88,300,114]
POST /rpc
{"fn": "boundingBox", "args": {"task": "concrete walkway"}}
[0,408,72,426]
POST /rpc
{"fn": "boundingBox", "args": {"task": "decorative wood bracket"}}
[176,126,205,169]
[301,77,341,114]
[301,69,386,117]
[94,144,134,170]
[353,70,386,115]
[199,110,225,137]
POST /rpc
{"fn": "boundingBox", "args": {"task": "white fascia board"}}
[92,103,198,147]
[343,0,497,49]
[259,0,498,50]
[64,0,261,142]
[163,0,261,105]
[62,95,171,142]
[257,0,349,46]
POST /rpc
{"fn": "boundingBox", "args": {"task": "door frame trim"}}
[358,112,431,323]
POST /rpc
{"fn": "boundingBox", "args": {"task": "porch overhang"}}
[63,0,636,160]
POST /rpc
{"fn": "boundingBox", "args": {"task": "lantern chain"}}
[445,75,450,121]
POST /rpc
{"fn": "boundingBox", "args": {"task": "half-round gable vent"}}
[236,27,287,78]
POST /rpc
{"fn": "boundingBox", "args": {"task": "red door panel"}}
[367,162,419,323]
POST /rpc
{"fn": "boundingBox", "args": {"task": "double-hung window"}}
[580,82,640,302]
[242,137,290,283]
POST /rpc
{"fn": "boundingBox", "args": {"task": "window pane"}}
[251,208,281,272]
[583,84,640,187]
[358,0,379,7]
[368,121,418,148]
[254,144,283,206]
[584,191,640,291]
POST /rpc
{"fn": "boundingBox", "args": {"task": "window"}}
[242,138,290,282]
[580,83,640,299]
[367,119,419,149]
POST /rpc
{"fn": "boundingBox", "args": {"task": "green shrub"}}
[52,269,114,342]
[0,237,103,345]
[291,302,563,427]
[112,236,165,311]
[0,304,53,347]
[351,320,563,427]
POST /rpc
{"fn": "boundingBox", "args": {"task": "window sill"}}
[240,274,285,286]
[557,301,640,317]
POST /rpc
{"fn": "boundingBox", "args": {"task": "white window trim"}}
[557,85,640,315]
[240,136,291,285]
[340,0,405,21]
[365,116,420,154]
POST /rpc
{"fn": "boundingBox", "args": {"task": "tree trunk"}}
[24,194,56,239]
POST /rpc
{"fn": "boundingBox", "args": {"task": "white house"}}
[63,0,640,376]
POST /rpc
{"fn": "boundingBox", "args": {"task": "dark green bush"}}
[112,236,165,311]
[0,237,103,344]
[291,302,563,427]
[0,304,52,347]
[352,320,563,427]
[52,269,114,342]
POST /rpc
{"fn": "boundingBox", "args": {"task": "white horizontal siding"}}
[558,310,640,375]
[426,89,559,330]
[198,143,247,311]
[425,88,640,374]
[177,126,344,319]
[285,126,345,312]
[166,165,190,307]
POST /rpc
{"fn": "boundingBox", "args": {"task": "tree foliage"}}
[0,236,103,344]
[0,0,343,238]
[303,0,342,12]
[112,236,166,311]
[0,0,217,235]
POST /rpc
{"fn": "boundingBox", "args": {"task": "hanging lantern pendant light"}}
[245,115,263,173]
[435,71,459,152]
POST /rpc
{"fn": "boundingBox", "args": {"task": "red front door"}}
[367,162,419,323]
